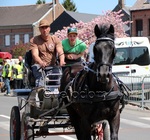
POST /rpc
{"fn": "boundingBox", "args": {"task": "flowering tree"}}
[11,43,30,58]
[54,10,131,46]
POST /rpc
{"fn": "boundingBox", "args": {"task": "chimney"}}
[118,0,125,8]
[52,0,55,21]
[55,0,59,4]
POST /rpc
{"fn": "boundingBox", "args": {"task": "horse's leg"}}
[67,107,91,140]
[73,117,92,140]
[109,109,120,140]
[60,67,71,91]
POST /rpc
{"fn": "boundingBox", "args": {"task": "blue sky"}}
[1,0,137,14]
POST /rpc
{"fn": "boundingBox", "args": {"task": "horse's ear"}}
[108,24,114,34]
[94,24,100,37]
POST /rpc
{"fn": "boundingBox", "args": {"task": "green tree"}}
[36,0,46,4]
[62,0,77,12]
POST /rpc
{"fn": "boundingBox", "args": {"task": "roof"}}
[113,5,130,16]
[50,11,99,33]
[112,3,131,35]
[130,0,150,11]
[0,3,53,26]
[66,11,99,23]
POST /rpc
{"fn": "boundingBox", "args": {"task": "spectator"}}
[12,60,23,89]
[2,59,12,96]
[18,56,24,88]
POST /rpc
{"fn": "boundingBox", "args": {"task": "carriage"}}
[9,53,110,140]
[9,24,128,140]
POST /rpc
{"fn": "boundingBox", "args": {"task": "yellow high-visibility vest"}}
[13,64,23,79]
[16,64,23,79]
[2,63,11,78]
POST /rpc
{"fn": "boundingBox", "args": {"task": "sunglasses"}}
[40,26,49,29]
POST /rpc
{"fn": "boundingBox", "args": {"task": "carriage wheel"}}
[102,120,110,140]
[21,112,34,140]
[92,120,110,140]
[10,106,21,140]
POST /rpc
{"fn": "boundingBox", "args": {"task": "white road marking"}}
[49,129,76,140]
[0,115,10,119]
[139,117,150,121]
[59,135,76,140]
[121,118,150,128]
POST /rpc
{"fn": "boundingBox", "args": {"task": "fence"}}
[117,75,150,110]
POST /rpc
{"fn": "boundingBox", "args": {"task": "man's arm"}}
[31,48,47,67]
[56,47,65,66]
[66,52,84,60]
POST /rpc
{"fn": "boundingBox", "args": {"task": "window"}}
[136,20,143,36]
[131,47,149,65]
[114,48,130,65]
[24,34,29,43]
[114,47,149,66]
[15,34,19,44]
[5,35,10,46]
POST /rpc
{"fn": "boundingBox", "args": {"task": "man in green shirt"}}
[62,28,87,65]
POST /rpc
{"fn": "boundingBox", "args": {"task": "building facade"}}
[130,0,150,39]
[0,0,64,52]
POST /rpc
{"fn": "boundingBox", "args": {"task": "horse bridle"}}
[96,37,115,81]
[85,37,115,81]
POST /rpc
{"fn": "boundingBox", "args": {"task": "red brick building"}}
[130,0,150,39]
[0,0,64,52]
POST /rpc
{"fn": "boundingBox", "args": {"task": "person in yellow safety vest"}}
[18,56,24,66]
[12,60,23,89]
[2,59,12,96]
[18,56,24,88]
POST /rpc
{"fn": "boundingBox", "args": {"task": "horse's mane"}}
[94,24,115,40]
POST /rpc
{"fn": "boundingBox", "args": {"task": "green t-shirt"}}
[62,39,86,54]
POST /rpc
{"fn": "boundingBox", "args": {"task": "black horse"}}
[60,24,124,140]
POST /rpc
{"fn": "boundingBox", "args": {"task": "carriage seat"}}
[24,51,35,87]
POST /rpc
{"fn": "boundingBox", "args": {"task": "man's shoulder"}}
[50,35,61,44]
[30,35,42,43]
[76,39,86,47]
[76,39,84,44]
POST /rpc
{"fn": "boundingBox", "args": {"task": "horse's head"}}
[93,24,116,83]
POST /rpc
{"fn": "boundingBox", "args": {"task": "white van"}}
[113,37,150,76]
[112,37,150,90]
[88,37,150,90]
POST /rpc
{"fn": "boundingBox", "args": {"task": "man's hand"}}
[67,54,74,59]
[59,60,66,66]
[39,61,47,68]
[67,54,79,60]
[71,54,79,59]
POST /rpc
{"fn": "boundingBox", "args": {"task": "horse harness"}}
[64,62,123,104]
[61,37,126,104]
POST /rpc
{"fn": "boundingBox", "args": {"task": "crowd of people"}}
[0,19,89,96]
[0,56,24,96]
